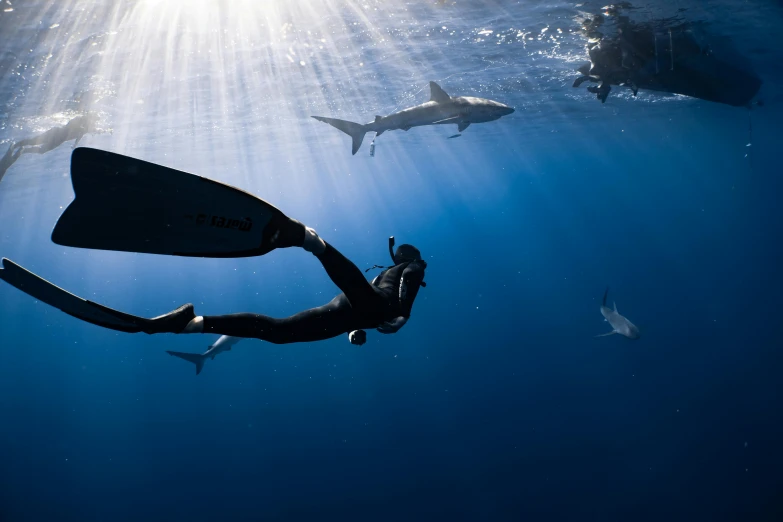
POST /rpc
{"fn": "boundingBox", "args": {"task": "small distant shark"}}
[596,288,640,339]
[167,335,244,375]
[312,81,514,155]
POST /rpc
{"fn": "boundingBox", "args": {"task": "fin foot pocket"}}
[258,216,306,255]
[143,304,196,334]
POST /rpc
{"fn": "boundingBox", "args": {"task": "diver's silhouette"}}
[12,114,96,155]
[0,114,97,184]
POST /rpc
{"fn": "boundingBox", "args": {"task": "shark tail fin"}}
[311,116,367,155]
[167,350,207,375]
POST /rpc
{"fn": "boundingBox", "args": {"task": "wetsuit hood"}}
[393,243,421,264]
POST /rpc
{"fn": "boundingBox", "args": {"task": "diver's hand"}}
[376,316,408,334]
[348,330,366,345]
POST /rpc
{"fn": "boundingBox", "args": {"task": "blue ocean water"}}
[1,1,782,521]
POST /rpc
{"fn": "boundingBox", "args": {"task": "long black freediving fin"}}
[52,147,303,258]
[0,257,144,333]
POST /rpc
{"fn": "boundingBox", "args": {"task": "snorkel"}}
[388,236,396,263]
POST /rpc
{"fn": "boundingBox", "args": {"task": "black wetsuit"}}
[201,244,426,344]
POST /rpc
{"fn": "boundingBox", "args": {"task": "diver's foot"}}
[268,217,324,254]
[183,316,204,333]
[302,226,326,255]
[143,303,196,334]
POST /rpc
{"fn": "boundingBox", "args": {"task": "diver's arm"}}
[377,316,407,334]
[376,261,425,334]
[398,260,426,317]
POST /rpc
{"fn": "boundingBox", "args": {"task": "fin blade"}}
[457,121,470,132]
[53,148,289,258]
[614,301,617,313]
[312,116,366,155]
[0,257,143,333]
[429,81,450,103]
[594,331,617,338]
[602,287,608,307]
[167,351,207,375]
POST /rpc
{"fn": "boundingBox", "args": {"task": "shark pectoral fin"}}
[457,121,471,132]
[429,81,451,103]
[595,331,617,338]
[401,126,411,131]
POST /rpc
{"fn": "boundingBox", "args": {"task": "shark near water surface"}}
[312,81,514,155]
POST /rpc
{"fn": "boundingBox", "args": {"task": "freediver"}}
[0,148,428,348]
[145,224,428,346]
[3,223,427,346]
[573,40,639,103]
[0,114,98,184]
[12,113,96,155]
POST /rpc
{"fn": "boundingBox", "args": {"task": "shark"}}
[167,335,244,375]
[312,81,514,155]
[596,288,640,340]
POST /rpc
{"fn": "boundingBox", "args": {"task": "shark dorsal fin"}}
[613,301,618,313]
[429,81,450,103]
[374,115,383,123]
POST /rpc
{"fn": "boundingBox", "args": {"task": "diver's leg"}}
[315,243,381,309]
[12,137,37,150]
[285,219,379,309]
[201,296,359,344]
[600,84,611,103]
[573,76,589,88]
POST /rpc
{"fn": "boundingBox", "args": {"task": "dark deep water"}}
[1,1,782,521]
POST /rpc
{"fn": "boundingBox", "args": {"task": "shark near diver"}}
[312,81,514,155]
[167,335,244,375]
[596,288,640,340]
